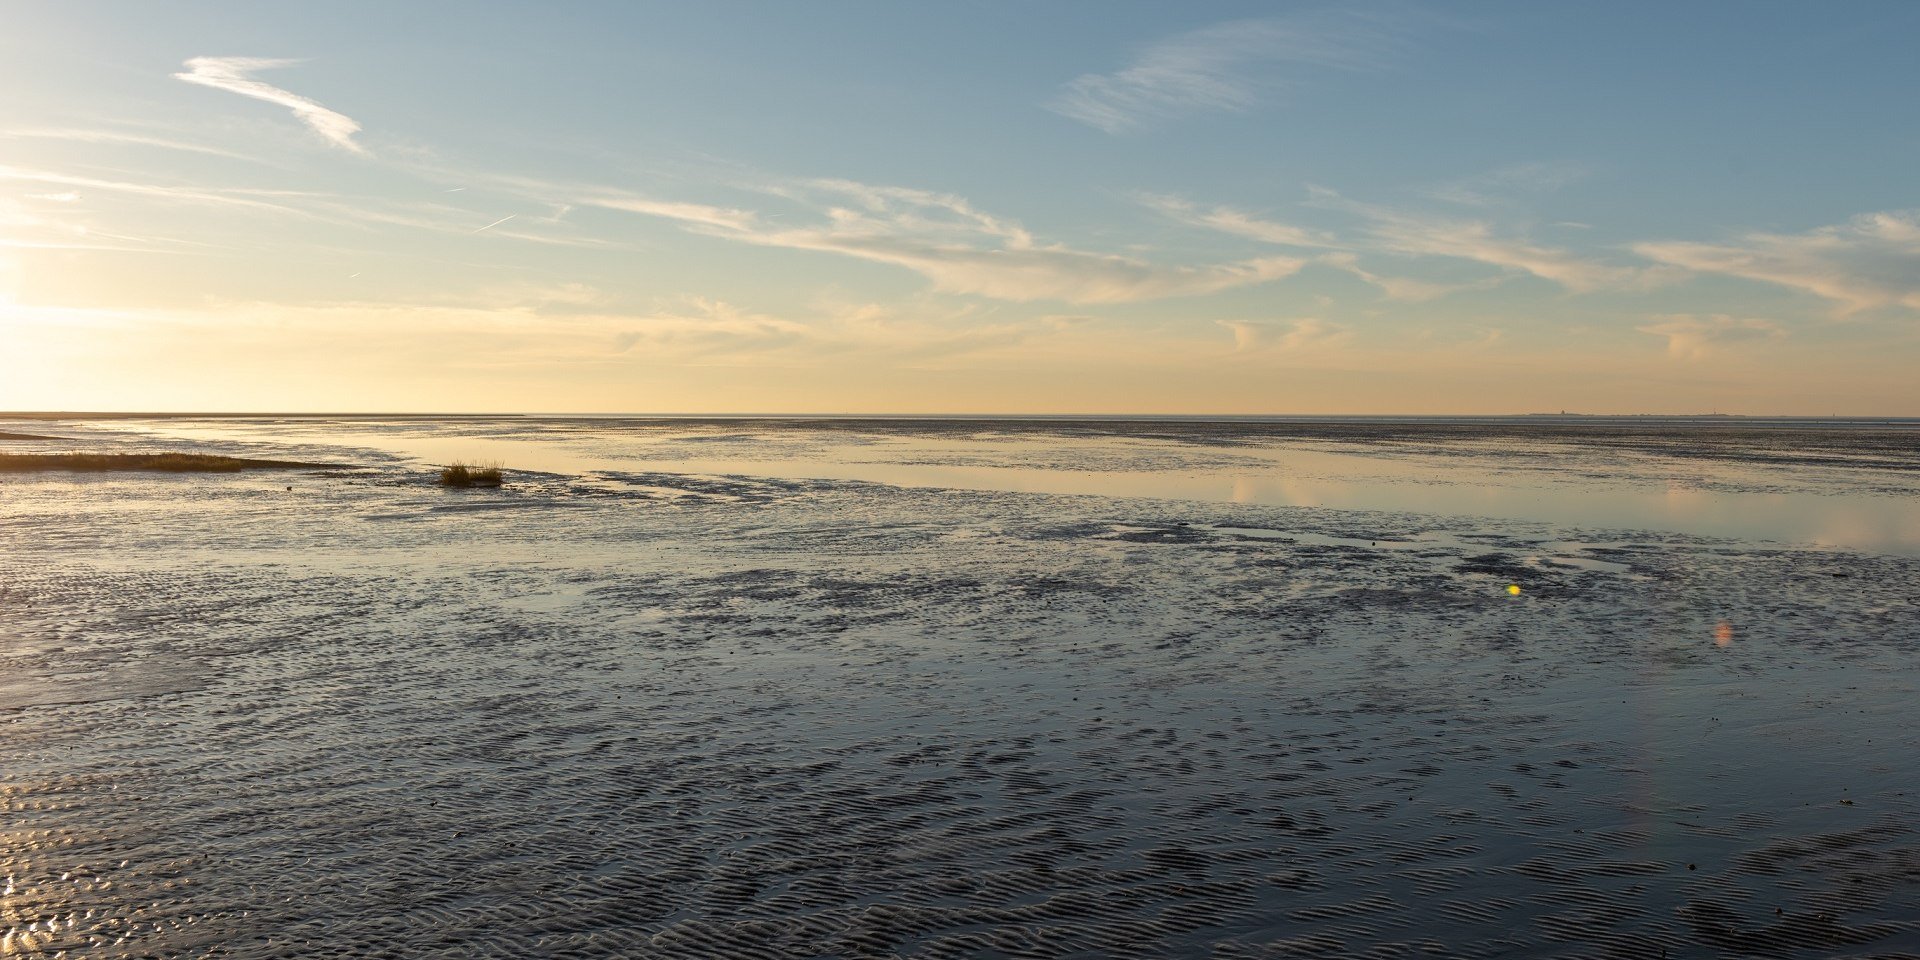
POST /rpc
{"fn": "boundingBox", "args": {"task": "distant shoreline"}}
[0,452,332,473]
[4,411,1918,425]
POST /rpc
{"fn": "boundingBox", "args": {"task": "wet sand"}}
[0,420,1915,957]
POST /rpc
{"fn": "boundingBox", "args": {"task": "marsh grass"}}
[0,452,321,472]
[440,460,505,488]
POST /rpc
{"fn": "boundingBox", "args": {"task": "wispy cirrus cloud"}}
[611,297,815,360]
[585,179,1304,304]
[1314,252,1498,301]
[1143,189,1628,297]
[1218,317,1348,353]
[0,196,215,255]
[277,194,630,247]
[1137,193,1334,248]
[174,57,366,155]
[586,196,761,232]
[1048,12,1404,134]
[1425,161,1589,207]
[5,127,255,161]
[615,297,1096,369]
[1634,211,1920,314]
[1636,314,1784,359]
[0,164,313,217]
[1,158,623,250]
[1155,186,1920,313]
[1306,187,1655,293]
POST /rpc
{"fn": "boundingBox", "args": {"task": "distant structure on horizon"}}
[1522,411,1741,419]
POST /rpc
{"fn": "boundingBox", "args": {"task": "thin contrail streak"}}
[472,215,515,234]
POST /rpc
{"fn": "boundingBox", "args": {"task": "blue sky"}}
[3,2,1917,413]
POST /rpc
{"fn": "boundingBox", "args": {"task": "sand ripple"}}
[0,469,1915,957]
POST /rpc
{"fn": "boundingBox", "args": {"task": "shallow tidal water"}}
[1,417,1916,958]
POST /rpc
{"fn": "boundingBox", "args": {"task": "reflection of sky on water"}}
[81,418,1920,556]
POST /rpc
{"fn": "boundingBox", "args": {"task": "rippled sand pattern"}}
[1,468,1915,958]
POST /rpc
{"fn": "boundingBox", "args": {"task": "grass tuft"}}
[440,460,505,488]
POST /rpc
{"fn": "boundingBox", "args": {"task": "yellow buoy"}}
[1506,584,1522,595]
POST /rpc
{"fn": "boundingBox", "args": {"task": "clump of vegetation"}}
[439,460,505,488]
[0,452,322,473]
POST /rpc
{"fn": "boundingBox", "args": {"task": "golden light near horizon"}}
[1,5,1917,415]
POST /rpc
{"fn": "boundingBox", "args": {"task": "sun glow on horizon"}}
[1,4,1916,414]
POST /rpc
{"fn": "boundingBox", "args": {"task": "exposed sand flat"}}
[0,421,1914,958]
[81,415,1920,552]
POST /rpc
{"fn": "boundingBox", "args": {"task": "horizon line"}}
[6,410,1920,423]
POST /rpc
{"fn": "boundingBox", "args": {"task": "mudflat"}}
[0,417,1914,958]
[0,453,325,473]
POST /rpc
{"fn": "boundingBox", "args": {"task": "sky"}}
[2,1,1917,415]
